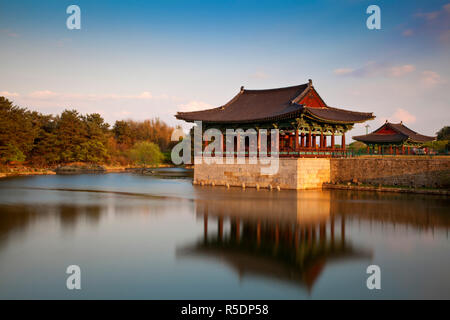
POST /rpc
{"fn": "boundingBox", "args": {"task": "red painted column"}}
[320,131,324,149]
[331,131,335,149]
[301,132,305,147]
[308,130,312,148]
[257,129,261,157]
[342,133,346,150]
[295,129,299,152]
[236,132,240,157]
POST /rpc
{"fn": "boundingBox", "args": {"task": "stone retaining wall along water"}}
[193,158,330,190]
[193,157,450,190]
[330,157,450,189]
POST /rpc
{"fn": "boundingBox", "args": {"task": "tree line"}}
[0,97,177,166]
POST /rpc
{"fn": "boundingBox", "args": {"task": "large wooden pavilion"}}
[176,80,375,157]
[353,121,436,155]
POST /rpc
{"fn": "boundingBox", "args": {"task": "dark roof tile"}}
[176,83,374,124]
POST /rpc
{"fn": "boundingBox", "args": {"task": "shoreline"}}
[0,164,177,179]
[323,182,449,196]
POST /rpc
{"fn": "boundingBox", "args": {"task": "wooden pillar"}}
[308,129,312,148]
[204,139,208,156]
[407,146,410,155]
[312,134,316,148]
[389,145,393,154]
[378,145,381,154]
[256,221,261,246]
[219,132,224,157]
[320,131,324,149]
[342,133,346,150]
[300,132,304,148]
[331,131,335,149]
[236,132,240,157]
[257,129,261,156]
[295,128,299,152]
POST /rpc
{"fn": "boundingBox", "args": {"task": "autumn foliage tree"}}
[0,96,177,166]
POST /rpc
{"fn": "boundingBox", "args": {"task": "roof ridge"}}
[242,83,308,93]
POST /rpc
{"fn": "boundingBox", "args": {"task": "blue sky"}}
[0,0,449,138]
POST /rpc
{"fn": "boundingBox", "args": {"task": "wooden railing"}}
[199,147,351,158]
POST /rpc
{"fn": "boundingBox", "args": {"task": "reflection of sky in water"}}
[0,173,449,299]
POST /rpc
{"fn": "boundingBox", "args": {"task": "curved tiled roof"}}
[176,83,374,124]
[353,122,436,144]
[303,106,374,124]
[353,133,407,143]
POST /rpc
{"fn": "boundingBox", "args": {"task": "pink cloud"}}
[250,71,269,79]
[421,71,442,86]
[0,91,20,98]
[415,11,440,21]
[28,90,58,99]
[387,65,416,77]
[402,29,414,37]
[177,100,213,112]
[333,68,354,76]
[26,90,159,101]
[334,62,416,78]
[379,108,417,125]
[0,29,19,37]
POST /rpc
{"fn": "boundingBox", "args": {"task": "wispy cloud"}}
[0,29,19,37]
[250,71,269,79]
[378,108,417,124]
[402,29,414,37]
[333,68,354,76]
[0,91,20,98]
[26,90,158,101]
[403,3,450,44]
[421,70,443,87]
[334,62,416,78]
[388,65,416,77]
[177,100,213,112]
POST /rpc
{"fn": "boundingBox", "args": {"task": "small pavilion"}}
[176,80,374,157]
[353,121,436,155]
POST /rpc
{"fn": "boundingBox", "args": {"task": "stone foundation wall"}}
[193,158,330,190]
[330,158,450,188]
[194,157,450,190]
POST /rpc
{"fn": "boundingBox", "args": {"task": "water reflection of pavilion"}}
[178,190,371,292]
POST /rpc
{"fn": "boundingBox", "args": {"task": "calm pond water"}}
[0,171,449,299]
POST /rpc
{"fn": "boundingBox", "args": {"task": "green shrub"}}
[128,141,164,167]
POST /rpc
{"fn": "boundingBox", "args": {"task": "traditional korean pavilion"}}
[176,80,375,157]
[353,121,436,155]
